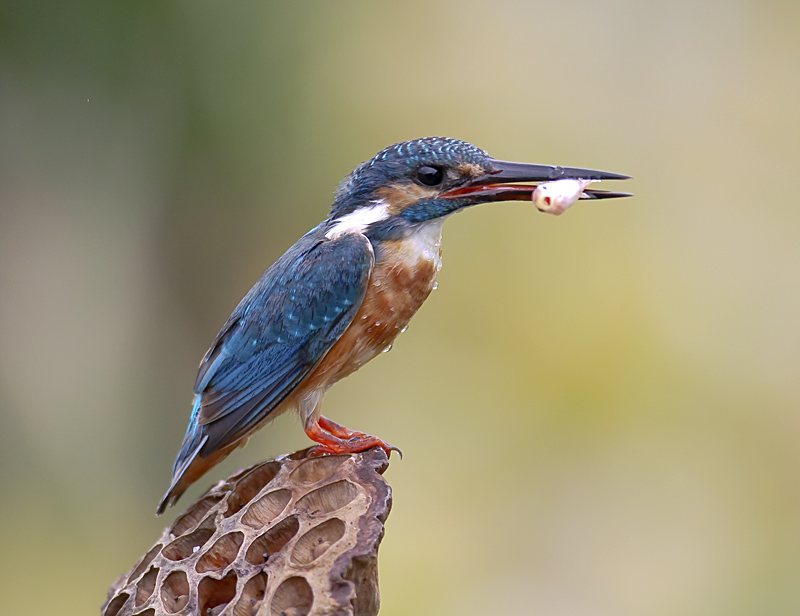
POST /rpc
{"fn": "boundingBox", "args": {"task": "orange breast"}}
[303,227,443,390]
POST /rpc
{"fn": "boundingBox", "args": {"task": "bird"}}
[157,137,630,514]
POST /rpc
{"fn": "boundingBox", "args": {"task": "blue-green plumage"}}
[195,230,373,448]
[161,229,374,513]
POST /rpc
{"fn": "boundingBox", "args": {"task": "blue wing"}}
[174,227,374,468]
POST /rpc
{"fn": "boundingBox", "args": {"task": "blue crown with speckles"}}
[331,137,491,217]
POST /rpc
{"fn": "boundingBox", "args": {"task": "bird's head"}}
[327,137,629,240]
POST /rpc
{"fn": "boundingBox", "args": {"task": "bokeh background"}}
[2,1,799,614]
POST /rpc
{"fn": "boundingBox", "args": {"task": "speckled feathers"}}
[331,137,492,218]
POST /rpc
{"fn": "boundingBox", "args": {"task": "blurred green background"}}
[2,1,799,614]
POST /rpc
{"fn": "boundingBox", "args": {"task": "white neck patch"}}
[325,200,390,239]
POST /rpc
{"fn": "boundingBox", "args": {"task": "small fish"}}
[532,178,595,215]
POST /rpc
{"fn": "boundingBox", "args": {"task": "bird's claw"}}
[306,415,402,459]
[307,435,402,460]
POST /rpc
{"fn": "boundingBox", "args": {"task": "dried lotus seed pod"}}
[103,447,392,616]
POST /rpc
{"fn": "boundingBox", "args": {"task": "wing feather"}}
[188,229,374,455]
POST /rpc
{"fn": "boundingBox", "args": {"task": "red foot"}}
[318,415,366,439]
[305,415,402,459]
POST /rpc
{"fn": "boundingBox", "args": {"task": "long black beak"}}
[486,159,630,182]
[443,158,632,202]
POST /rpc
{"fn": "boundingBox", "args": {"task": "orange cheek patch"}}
[374,182,439,216]
[456,162,485,178]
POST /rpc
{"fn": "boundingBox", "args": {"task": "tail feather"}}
[158,398,209,515]
[156,433,205,515]
[157,399,254,515]
[157,402,217,515]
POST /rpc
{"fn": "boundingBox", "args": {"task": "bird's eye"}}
[416,165,444,186]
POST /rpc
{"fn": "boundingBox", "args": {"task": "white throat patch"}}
[325,200,390,239]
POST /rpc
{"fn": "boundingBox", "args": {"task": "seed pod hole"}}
[162,522,215,561]
[231,572,268,616]
[242,489,292,528]
[289,456,347,484]
[170,495,223,537]
[270,576,313,616]
[198,573,237,616]
[245,515,300,565]
[195,532,244,573]
[103,592,129,616]
[225,462,281,517]
[291,518,346,565]
[296,480,358,514]
[127,544,162,584]
[160,570,190,614]
[134,566,159,607]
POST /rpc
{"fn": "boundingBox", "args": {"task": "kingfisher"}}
[157,137,630,514]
